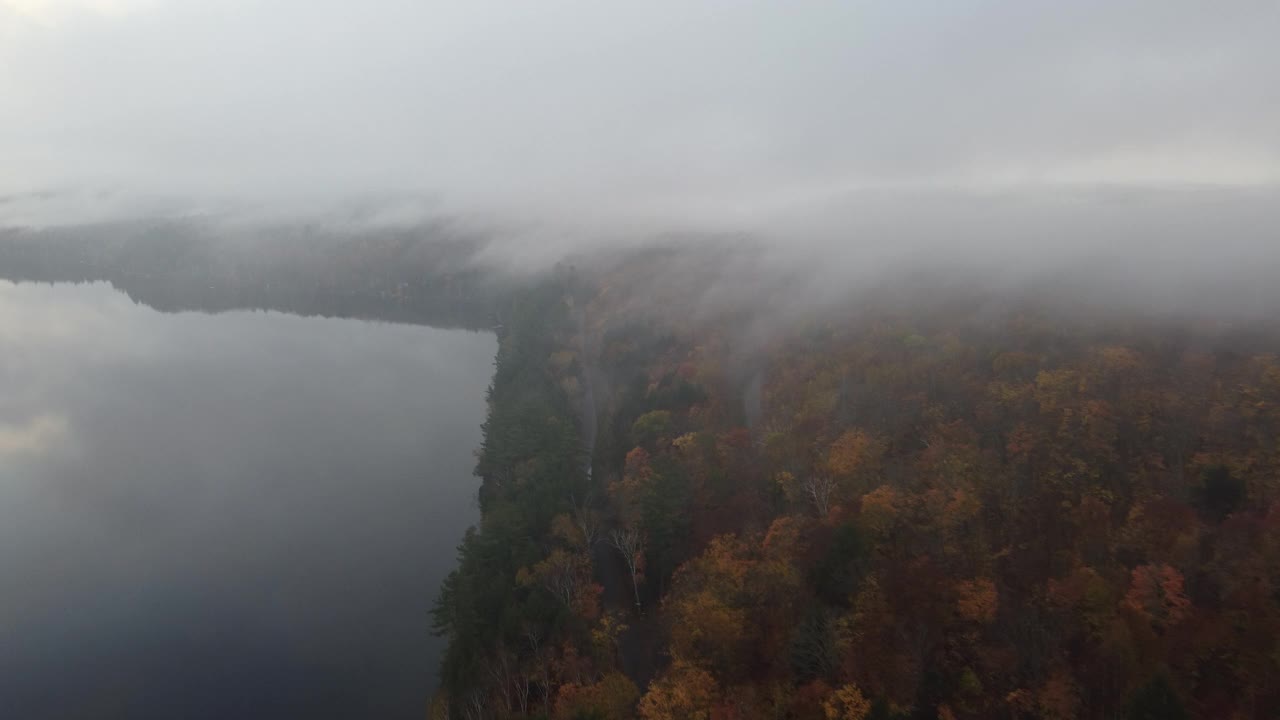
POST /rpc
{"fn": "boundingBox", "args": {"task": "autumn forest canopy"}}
[418,239,1280,720]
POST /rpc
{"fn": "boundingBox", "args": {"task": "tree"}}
[1126,674,1187,720]
[955,577,998,624]
[1124,564,1190,631]
[631,410,674,447]
[1193,464,1246,523]
[554,672,640,720]
[828,430,876,479]
[610,527,645,610]
[518,548,594,614]
[776,471,839,518]
[665,536,753,664]
[823,684,872,720]
[571,494,604,549]
[1036,670,1080,720]
[810,521,869,605]
[806,475,839,518]
[590,611,629,669]
[638,661,718,720]
[791,609,839,682]
[859,486,899,536]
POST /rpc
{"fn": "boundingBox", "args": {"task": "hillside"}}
[432,253,1280,720]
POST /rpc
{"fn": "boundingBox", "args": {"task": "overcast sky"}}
[1,0,1277,232]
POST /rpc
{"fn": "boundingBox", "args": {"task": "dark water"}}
[0,281,495,719]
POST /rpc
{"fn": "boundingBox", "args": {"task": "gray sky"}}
[1,0,1278,233]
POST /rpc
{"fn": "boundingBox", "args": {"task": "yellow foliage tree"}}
[823,684,871,720]
[554,672,640,720]
[955,577,998,624]
[638,660,718,720]
[828,429,874,478]
[859,485,900,535]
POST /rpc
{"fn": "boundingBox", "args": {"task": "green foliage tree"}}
[1126,675,1187,720]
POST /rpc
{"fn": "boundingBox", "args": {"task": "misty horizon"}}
[3,2,1277,251]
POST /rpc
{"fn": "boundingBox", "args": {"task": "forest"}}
[431,253,1280,720]
[0,220,506,329]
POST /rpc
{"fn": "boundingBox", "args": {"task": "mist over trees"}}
[418,246,1280,720]
[3,197,1280,718]
[3,2,1280,718]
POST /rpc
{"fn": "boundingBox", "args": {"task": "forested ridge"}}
[432,260,1280,720]
[0,221,505,329]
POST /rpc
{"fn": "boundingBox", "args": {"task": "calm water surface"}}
[0,281,495,719]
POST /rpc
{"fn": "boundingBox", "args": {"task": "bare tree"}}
[512,669,531,716]
[610,527,645,610]
[462,688,489,720]
[482,648,514,717]
[804,475,837,517]
[540,550,581,608]
[525,624,552,717]
[573,500,602,549]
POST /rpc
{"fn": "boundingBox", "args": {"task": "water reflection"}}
[0,281,495,719]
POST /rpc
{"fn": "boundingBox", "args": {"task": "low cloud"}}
[0,413,68,457]
[2,2,1278,325]
[1,1,1276,235]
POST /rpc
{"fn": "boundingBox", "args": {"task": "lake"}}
[0,280,496,719]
